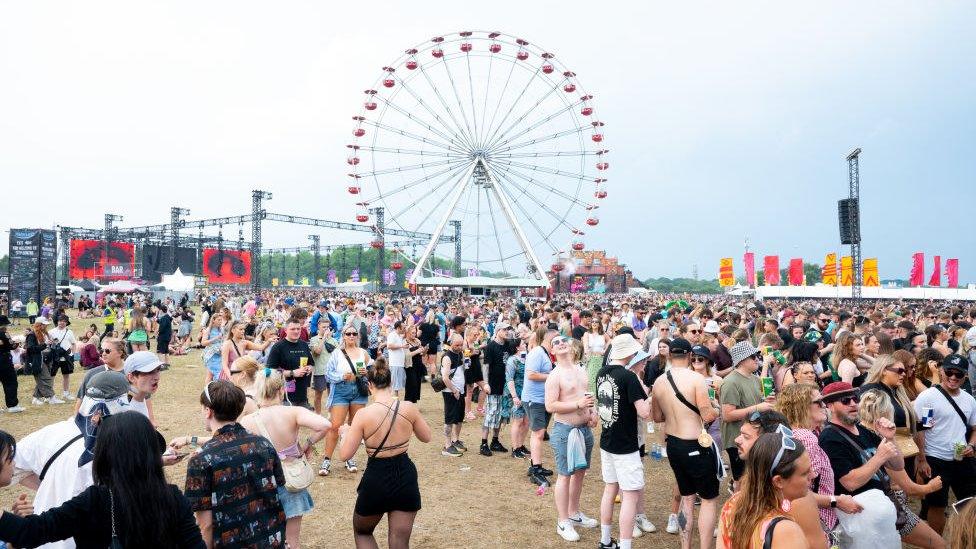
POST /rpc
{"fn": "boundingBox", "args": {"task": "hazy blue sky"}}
[1,1,973,282]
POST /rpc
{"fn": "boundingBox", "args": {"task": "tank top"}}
[588,334,606,354]
[442,350,464,393]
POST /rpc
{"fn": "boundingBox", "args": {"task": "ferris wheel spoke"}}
[365,119,466,154]
[359,157,468,178]
[465,54,481,151]
[481,67,550,151]
[490,163,588,211]
[402,168,471,237]
[489,158,589,189]
[356,145,466,158]
[483,185,509,275]
[487,124,590,155]
[362,161,471,203]
[489,150,600,159]
[492,172,563,256]
[415,63,478,150]
[478,53,496,148]
[374,93,472,151]
[438,57,478,152]
[492,167,580,231]
[481,55,519,151]
[486,96,585,154]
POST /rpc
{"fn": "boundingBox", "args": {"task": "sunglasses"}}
[812,399,827,409]
[770,424,797,475]
[687,329,702,335]
[945,370,967,380]
[953,496,974,514]
[885,367,906,376]
[838,395,860,406]
[551,336,570,346]
[343,332,358,336]
[692,356,709,363]
[101,348,114,355]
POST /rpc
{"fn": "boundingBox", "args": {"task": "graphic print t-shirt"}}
[596,363,647,454]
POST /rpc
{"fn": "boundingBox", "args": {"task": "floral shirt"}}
[184,423,286,548]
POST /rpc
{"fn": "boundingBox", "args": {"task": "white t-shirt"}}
[387,332,406,369]
[13,420,93,549]
[48,327,76,351]
[914,386,976,461]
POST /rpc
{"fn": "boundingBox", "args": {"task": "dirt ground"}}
[1,315,712,548]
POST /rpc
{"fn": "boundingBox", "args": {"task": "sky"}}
[1,1,974,283]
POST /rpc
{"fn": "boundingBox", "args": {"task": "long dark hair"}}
[92,412,180,547]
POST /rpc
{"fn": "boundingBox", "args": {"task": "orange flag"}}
[719,258,735,287]
[862,258,879,287]
[840,256,854,286]
[822,253,838,286]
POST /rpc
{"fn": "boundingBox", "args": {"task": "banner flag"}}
[763,256,780,285]
[862,258,880,287]
[718,258,735,287]
[909,253,924,287]
[743,252,756,287]
[928,256,941,287]
[840,256,854,286]
[946,259,959,288]
[788,258,804,286]
[822,253,838,286]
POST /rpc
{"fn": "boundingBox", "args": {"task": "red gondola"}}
[432,48,444,58]
[517,51,529,61]
[591,134,603,142]
[489,43,501,53]
[347,157,360,165]
[460,43,472,52]
[594,190,607,199]
[572,241,585,251]
[551,263,564,272]
[365,101,377,111]
[370,240,383,249]
[348,186,361,195]
[383,78,395,88]
[581,106,593,116]
[353,128,365,137]
[563,83,576,93]
[586,217,599,226]
[356,214,369,223]
[391,262,403,270]
[542,64,554,74]
[596,162,609,170]
[405,60,418,70]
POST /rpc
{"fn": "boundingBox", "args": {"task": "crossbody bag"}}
[934,384,974,441]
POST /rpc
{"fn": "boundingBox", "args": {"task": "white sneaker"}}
[636,514,657,533]
[557,522,580,542]
[6,406,25,413]
[62,391,76,401]
[666,513,679,534]
[568,512,598,529]
[31,397,47,406]
[49,396,66,404]
[632,524,643,539]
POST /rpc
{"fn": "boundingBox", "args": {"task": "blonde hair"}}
[864,354,918,431]
[253,368,285,402]
[858,389,894,426]
[776,383,817,429]
[231,355,260,388]
[946,497,976,549]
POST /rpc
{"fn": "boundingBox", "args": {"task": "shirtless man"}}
[545,334,599,542]
[651,337,720,549]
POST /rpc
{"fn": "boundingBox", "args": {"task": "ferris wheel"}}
[345,30,609,284]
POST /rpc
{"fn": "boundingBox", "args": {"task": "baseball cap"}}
[123,351,163,375]
[691,345,712,361]
[668,338,693,355]
[821,381,857,403]
[803,330,824,343]
[85,370,131,400]
[782,309,796,319]
[494,322,512,333]
[942,354,969,373]
[317,300,328,307]
[608,334,642,361]
[703,320,721,334]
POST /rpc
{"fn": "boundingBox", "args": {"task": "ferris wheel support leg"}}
[408,161,477,285]
[481,162,550,285]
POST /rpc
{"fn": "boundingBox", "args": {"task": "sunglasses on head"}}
[770,424,797,475]
[945,370,967,380]
[953,496,974,515]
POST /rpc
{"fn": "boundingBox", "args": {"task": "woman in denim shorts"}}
[318,326,373,476]
[504,339,530,458]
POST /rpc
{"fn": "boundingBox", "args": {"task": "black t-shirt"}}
[266,338,315,404]
[818,423,885,496]
[595,363,647,454]
[644,356,664,388]
[571,325,587,341]
[157,314,172,340]
[483,339,507,395]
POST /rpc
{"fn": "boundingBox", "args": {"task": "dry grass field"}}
[1,313,717,548]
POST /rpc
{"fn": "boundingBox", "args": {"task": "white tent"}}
[98,280,146,294]
[157,269,195,292]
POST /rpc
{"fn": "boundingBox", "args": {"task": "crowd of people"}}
[1,290,976,548]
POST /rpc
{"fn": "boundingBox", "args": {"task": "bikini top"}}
[364,399,410,458]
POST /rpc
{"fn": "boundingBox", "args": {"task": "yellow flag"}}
[840,256,853,286]
[287,279,294,286]
[719,258,735,287]
[822,253,838,286]
[862,258,879,287]
[271,278,279,287]
[301,277,309,286]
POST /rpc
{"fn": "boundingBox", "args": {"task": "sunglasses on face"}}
[945,370,967,380]
[838,395,860,406]
[551,336,570,346]
[101,348,114,355]
[692,356,709,363]
[687,329,702,335]
[885,367,906,376]
[343,332,358,337]
[812,398,827,409]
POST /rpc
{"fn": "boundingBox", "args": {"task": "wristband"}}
[829,496,837,508]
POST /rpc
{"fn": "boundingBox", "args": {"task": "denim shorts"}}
[327,380,368,407]
[549,421,594,476]
[525,402,550,431]
[276,485,313,519]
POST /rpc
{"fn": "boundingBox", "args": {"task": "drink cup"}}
[761,377,775,399]
[299,357,308,368]
[355,361,366,375]
[921,407,933,427]
[954,442,967,461]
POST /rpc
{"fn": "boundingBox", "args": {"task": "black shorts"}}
[923,456,976,508]
[157,338,171,354]
[443,391,465,425]
[355,453,421,517]
[464,361,483,384]
[726,446,746,481]
[49,359,74,376]
[667,436,720,500]
[525,401,551,432]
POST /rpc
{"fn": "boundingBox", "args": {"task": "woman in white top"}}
[239,369,331,549]
[385,320,421,398]
[582,317,609,392]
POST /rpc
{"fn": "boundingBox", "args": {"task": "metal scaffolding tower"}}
[846,148,862,299]
[450,220,462,276]
[372,207,385,289]
[251,190,272,290]
[170,207,190,272]
[309,235,321,286]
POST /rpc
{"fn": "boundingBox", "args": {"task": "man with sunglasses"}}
[545,332,599,541]
[912,354,976,534]
[719,341,773,489]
